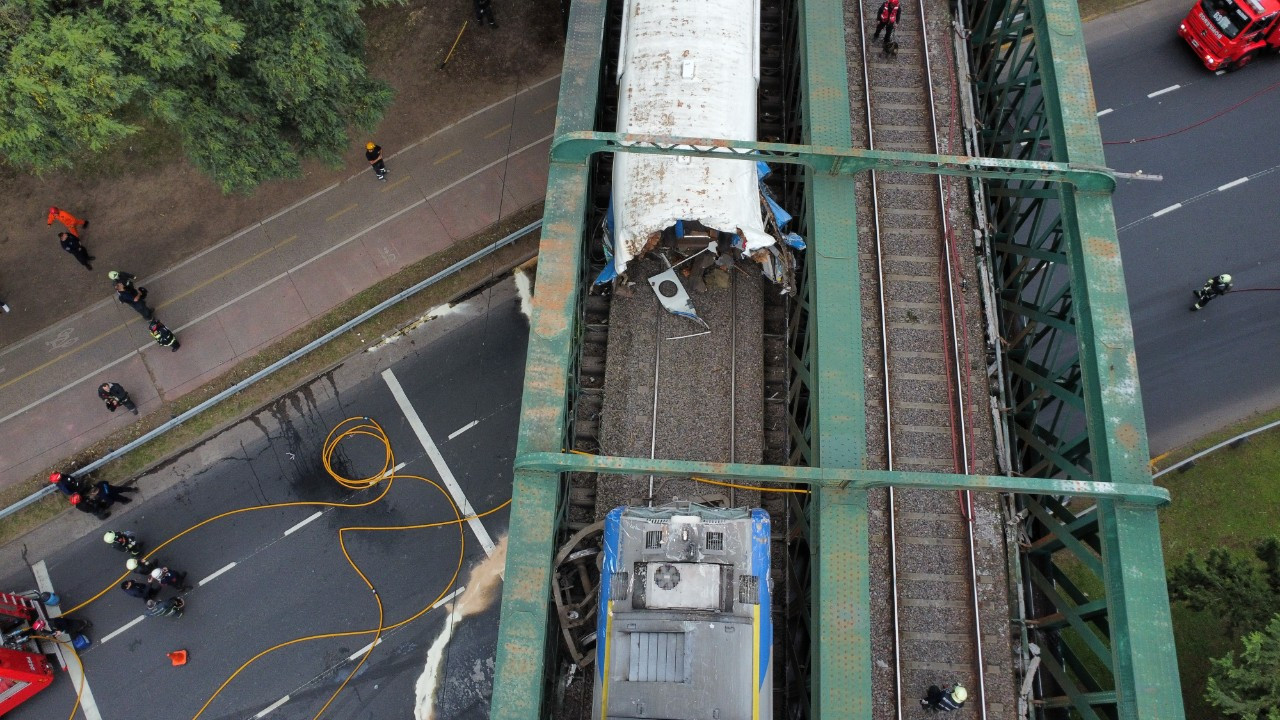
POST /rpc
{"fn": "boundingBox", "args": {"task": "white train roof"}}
[610,0,770,277]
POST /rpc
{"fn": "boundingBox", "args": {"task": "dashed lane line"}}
[284,511,323,536]
[484,123,513,139]
[1217,177,1248,191]
[1118,163,1280,233]
[254,695,291,718]
[100,616,145,644]
[1151,203,1182,217]
[158,235,298,311]
[199,562,237,586]
[1147,84,1181,98]
[326,203,359,222]
[381,368,496,556]
[0,134,552,429]
[1096,108,1113,117]
[433,148,462,165]
[347,638,384,663]
[447,420,479,440]
[381,175,412,192]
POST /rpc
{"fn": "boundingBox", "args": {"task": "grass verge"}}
[0,203,543,547]
[1155,420,1280,718]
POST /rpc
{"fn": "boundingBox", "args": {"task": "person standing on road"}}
[150,565,191,591]
[146,597,184,618]
[32,617,92,638]
[148,320,180,352]
[114,281,152,319]
[104,530,143,555]
[120,579,157,601]
[98,382,138,414]
[1191,273,1233,311]
[70,492,111,520]
[126,557,158,576]
[107,270,139,292]
[475,0,499,28]
[872,0,900,43]
[49,471,85,497]
[47,206,89,233]
[59,232,95,271]
[920,682,967,712]
[365,141,388,181]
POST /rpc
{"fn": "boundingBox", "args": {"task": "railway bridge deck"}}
[492,0,1185,718]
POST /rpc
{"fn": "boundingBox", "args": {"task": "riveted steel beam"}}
[549,130,1117,191]
[513,452,1171,507]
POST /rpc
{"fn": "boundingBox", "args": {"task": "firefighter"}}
[148,320,180,351]
[920,682,967,711]
[104,530,143,556]
[1191,273,1232,311]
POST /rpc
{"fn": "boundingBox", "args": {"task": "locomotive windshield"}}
[1200,0,1253,37]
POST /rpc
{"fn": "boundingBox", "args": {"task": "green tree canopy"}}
[1168,537,1280,636]
[0,0,396,192]
[1205,613,1280,720]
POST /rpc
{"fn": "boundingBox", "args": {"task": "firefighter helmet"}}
[149,321,161,334]
[69,493,81,505]
[126,558,139,570]
[1219,273,1232,284]
[104,531,117,544]
[108,271,120,281]
[49,471,63,483]
[366,141,376,150]
[31,620,46,631]
[950,684,968,703]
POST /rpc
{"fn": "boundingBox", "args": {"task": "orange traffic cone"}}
[168,650,188,666]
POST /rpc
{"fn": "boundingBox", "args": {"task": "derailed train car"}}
[596,0,804,296]
[593,504,773,720]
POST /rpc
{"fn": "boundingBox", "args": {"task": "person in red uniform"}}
[873,0,901,43]
[47,206,89,233]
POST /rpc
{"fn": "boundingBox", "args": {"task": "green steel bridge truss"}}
[491,0,1185,717]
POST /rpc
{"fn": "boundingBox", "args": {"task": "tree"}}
[0,0,397,192]
[1205,613,1280,720]
[1168,537,1280,636]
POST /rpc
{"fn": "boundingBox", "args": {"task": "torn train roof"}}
[608,0,769,279]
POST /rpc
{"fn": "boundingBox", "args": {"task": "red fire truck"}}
[1179,0,1280,71]
[0,592,57,715]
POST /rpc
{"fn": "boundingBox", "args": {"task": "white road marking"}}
[199,562,236,586]
[448,420,479,440]
[284,511,323,536]
[1151,203,1182,218]
[1217,177,1249,191]
[1147,84,1180,98]
[0,134,553,429]
[347,637,384,662]
[254,695,291,718]
[1096,108,1113,117]
[432,586,467,609]
[33,559,101,720]
[100,616,145,644]
[382,369,496,556]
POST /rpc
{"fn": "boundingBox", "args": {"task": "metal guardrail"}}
[1152,416,1280,479]
[0,220,542,522]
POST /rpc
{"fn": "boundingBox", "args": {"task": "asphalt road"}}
[1087,0,1280,453]
[2,279,528,720]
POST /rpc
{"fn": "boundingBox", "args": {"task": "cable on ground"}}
[62,417,509,720]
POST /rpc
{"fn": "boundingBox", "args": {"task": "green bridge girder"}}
[490,0,1185,716]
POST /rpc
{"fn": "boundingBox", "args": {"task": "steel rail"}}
[853,0,904,717]
[913,0,988,715]
[0,220,542,523]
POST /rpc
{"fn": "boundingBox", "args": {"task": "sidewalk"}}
[0,74,560,488]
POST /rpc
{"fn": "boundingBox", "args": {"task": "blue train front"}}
[593,504,773,720]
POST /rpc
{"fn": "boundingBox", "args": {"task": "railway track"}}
[846,0,995,717]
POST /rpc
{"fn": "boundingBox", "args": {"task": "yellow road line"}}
[0,325,124,392]
[535,100,557,114]
[1,235,300,392]
[326,203,358,222]
[484,123,512,139]
[158,235,297,310]
[381,176,411,192]
[433,149,462,165]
